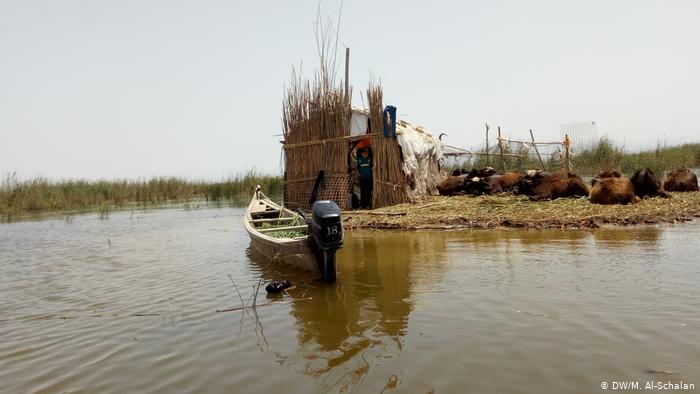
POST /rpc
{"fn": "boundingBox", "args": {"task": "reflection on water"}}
[1,208,699,393]
[247,231,430,392]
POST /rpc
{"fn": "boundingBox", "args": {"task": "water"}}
[1,208,699,393]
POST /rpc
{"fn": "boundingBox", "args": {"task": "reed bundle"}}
[367,84,409,208]
[282,68,351,210]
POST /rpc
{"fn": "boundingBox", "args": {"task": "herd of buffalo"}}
[438,167,699,204]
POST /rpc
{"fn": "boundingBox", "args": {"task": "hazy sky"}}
[2,0,699,180]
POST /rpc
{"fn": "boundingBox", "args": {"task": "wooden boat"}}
[244,186,344,282]
[244,187,319,273]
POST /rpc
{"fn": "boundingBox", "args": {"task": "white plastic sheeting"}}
[350,111,368,136]
[395,120,444,202]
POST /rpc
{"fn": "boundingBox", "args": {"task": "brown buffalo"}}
[463,176,491,195]
[461,167,497,195]
[516,170,577,193]
[590,171,640,205]
[518,171,589,200]
[466,167,497,179]
[629,168,669,198]
[591,170,621,186]
[487,172,525,194]
[663,168,699,192]
[437,176,466,196]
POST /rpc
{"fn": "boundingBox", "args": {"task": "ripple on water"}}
[0,211,699,393]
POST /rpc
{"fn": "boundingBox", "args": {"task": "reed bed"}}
[343,193,700,230]
[449,138,699,177]
[368,84,409,208]
[571,139,700,176]
[0,172,282,219]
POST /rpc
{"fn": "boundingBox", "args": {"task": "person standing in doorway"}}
[357,148,373,209]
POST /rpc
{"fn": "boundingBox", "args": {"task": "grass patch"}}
[0,171,282,220]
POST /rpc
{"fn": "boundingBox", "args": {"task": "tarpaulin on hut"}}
[350,109,369,136]
[395,120,444,202]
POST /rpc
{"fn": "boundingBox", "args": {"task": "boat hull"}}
[243,189,320,273]
[246,229,319,273]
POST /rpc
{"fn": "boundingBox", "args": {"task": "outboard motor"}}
[309,200,344,282]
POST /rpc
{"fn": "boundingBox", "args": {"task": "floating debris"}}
[265,280,292,294]
[644,369,680,375]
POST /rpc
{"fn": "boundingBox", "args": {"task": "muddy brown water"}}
[1,207,699,393]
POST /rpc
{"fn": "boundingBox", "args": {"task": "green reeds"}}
[447,139,699,177]
[0,171,282,219]
[572,138,700,176]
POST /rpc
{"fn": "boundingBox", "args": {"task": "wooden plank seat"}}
[251,217,296,224]
[250,210,282,219]
[257,225,309,234]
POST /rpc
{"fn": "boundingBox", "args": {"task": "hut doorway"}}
[349,138,373,209]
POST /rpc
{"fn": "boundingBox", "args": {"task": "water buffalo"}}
[487,172,525,194]
[466,167,497,179]
[629,168,669,198]
[663,168,699,192]
[591,170,622,186]
[518,171,588,200]
[463,176,491,195]
[441,167,499,196]
[461,167,497,195]
[590,171,640,205]
[437,176,466,196]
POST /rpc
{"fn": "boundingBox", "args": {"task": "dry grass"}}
[343,193,700,230]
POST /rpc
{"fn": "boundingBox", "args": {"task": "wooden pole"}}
[344,47,350,105]
[344,47,351,139]
[529,129,546,171]
[497,126,506,171]
[564,134,571,172]
[485,123,490,167]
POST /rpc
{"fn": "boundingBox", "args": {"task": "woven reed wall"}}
[282,80,351,211]
[367,85,409,208]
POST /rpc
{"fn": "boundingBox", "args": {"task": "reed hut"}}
[282,76,443,211]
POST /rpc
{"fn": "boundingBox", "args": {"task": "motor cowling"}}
[309,200,343,282]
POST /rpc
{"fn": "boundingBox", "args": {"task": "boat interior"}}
[249,198,309,235]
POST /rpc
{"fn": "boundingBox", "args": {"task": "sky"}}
[1,0,699,180]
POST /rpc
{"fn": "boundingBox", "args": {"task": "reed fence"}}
[367,84,409,208]
[443,124,571,173]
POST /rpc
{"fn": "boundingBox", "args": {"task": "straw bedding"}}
[343,192,700,230]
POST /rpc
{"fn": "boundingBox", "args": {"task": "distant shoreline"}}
[0,172,282,221]
[3,141,699,223]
